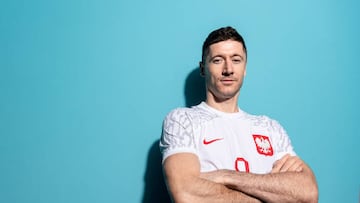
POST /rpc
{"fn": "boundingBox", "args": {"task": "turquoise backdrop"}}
[1,0,359,202]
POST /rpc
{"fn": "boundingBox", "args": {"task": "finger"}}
[272,154,290,173]
[279,156,297,172]
[280,156,303,172]
[288,157,304,172]
[272,156,286,173]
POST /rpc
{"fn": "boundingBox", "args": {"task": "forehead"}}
[208,40,246,57]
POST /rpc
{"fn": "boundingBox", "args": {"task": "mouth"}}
[220,78,236,85]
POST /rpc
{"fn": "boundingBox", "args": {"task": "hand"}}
[271,154,304,173]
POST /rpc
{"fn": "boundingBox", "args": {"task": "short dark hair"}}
[201,26,247,63]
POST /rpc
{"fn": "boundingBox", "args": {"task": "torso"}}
[161,102,295,174]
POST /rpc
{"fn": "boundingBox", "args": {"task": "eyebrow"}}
[209,54,245,60]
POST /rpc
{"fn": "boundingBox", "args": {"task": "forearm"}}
[220,169,318,203]
[170,176,262,203]
[163,153,262,203]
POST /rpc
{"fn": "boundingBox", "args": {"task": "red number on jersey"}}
[235,157,250,172]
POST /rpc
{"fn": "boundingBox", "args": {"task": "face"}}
[201,40,247,102]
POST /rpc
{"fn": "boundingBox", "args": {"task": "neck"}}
[205,93,239,113]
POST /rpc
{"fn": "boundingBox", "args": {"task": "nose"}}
[222,58,233,76]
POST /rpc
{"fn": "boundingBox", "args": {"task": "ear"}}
[199,61,205,77]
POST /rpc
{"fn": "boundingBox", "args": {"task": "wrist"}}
[223,169,248,191]
[219,169,237,186]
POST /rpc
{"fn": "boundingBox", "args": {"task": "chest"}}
[196,118,277,174]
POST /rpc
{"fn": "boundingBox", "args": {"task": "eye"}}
[232,57,243,64]
[212,57,223,64]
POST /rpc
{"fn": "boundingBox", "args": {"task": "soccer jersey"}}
[160,102,296,174]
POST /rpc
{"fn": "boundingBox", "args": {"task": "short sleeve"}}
[159,109,197,163]
[269,119,297,160]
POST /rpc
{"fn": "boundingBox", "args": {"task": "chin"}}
[208,86,240,100]
[220,88,240,97]
[218,91,239,100]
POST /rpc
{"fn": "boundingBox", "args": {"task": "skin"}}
[163,40,318,203]
[200,39,246,113]
[200,154,318,203]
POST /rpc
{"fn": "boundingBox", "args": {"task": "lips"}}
[220,77,236,81]
[220,78,236,84]
[221,79,234,82]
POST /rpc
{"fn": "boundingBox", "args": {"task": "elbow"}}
[165,179,200,203]
[309,187,319,203]
[171,191,197,203]
[171,192,185,203]
[309,177,319,203]
[300,167,319,203]
[302,183,319,203]
[167,187,185,203]
[170,185,208,203]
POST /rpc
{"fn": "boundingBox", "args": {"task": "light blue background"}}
[1,0,359,202]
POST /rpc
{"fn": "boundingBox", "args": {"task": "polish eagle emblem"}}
[252,135,274,156]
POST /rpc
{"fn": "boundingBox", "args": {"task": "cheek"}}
[205,72,218,83]
[204,66,223,84]
[206,67,221,78]
[204,74,213,85]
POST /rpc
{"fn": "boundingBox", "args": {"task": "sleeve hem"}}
[162,148,198,164]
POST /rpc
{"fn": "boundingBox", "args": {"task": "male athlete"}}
[160,26,318,202]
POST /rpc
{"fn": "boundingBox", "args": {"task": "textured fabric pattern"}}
[160,102,296,174]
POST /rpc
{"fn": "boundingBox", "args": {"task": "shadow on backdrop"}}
[184,67,206,107]
[142,139,171,203]
[142,67,205,203]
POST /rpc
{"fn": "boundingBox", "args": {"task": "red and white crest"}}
[252,135,273,156]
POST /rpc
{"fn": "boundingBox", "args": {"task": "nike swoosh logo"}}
[203,138,223,145]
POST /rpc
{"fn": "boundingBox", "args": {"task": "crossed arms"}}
[163,153,318,203]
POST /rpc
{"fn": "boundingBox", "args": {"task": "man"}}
[160,26,318,203]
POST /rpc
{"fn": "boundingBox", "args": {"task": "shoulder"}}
[164,104,216,124]
[241,111,284,132]
[164,107,192,122]
[162,107,194,130]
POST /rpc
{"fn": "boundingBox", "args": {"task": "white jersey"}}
[160,102,296,174]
